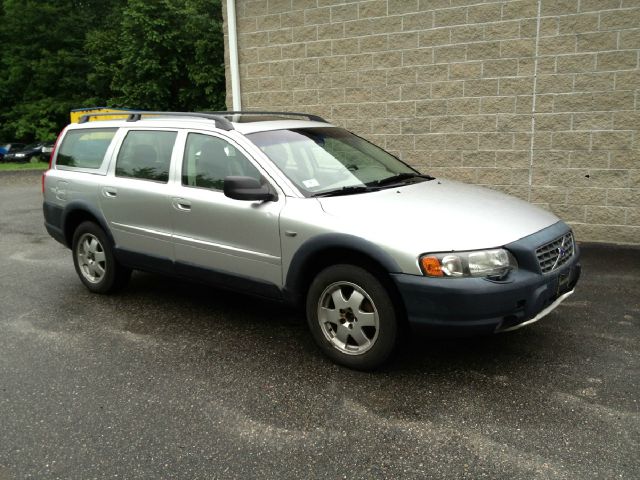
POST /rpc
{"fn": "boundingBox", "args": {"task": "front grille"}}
[536,232,575,274]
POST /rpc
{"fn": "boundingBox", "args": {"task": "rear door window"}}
[56,128,117,169]
[115,130,177,183]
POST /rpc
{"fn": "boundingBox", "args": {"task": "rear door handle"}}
[172,198,191,211]
[102,187,117,198]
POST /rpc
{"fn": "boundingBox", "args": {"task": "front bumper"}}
[392,223,581,336]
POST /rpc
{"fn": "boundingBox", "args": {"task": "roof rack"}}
[205,111,328,123]
[77,111,235,131]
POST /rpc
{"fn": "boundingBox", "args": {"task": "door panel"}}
[101,178,174,259]
[172,132,283,287]
[99,129,178,261]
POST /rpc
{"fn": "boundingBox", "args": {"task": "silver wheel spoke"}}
[94,263,105,277]
[93,251,105,263]
[348,290,365,311]
[89,238,99,253]
[350,326,369,347]
[320,306,341,324]
[335,326,349,345]
[357,311,376,327]
[331,289,349,309]
[87,262,97,276]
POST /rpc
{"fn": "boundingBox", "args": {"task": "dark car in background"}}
[2,143,52,163]
[41,143,55,157]
[0,143,26,161]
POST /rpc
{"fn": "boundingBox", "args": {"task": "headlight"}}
[420,248,517,279]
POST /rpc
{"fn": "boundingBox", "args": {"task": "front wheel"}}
[306,264,399,370]
[72,221,131,294]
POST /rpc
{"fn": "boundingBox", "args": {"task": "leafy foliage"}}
[0,0,225,142]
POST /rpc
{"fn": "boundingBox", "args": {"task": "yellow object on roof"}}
[69,107,134,124]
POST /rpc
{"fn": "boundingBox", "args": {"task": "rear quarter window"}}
[56,128,118,169]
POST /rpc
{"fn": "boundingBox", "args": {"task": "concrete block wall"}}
[223,0,640,244]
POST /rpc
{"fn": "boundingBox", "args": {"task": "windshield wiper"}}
[368,172,434,187]
[312,185,379,198]
[311,173,435,197]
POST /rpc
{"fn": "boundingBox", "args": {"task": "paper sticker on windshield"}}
[303,179,320,188]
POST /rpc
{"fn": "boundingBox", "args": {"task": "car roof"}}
[68,111,334,135]
[232,119,332,134]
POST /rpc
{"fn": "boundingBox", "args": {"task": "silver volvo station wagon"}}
[43,111,581,370]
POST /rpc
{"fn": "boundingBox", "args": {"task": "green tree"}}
[105,0,225,111]
[180,0,226,109]
[85,0,128,105]
[0,0,225,142]
[0,1,87,140]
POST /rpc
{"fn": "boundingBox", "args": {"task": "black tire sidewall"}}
[306,264,398,370]
[71,221,119,294]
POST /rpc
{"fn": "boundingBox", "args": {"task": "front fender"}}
[283,233,401,304]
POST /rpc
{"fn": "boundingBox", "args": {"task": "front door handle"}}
[102,187,117,198]
[172,198,191,211]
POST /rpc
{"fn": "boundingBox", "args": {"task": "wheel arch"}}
[284,234,404,310]
[62,201,113,248]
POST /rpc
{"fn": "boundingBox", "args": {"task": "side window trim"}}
[102,127,129,175]
[169,129,188,186]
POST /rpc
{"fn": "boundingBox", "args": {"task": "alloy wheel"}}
[76,233,107,284]
[317,281,380,355]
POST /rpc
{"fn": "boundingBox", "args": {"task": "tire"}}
[306,264,399,370]
[71,221,131,294]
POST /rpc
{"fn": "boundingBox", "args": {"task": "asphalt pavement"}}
[1,170,638,479]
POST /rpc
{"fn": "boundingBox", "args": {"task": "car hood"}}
[316,179,559,253]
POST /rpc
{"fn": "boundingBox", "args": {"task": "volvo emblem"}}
[551,235,570,271]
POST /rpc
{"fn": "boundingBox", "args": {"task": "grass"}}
[0,161,49,171]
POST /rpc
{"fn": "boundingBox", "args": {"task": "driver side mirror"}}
[223,176,276,202]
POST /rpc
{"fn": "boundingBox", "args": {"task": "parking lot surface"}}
[1,171,638,479]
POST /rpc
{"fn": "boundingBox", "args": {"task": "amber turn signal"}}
[420,256,444,277]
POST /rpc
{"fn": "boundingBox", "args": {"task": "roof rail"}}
[205,111,328,123]
[77,111,235,131]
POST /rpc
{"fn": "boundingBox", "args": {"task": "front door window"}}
[182,133,261,190]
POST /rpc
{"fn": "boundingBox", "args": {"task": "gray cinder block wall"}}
[223,0,639,244]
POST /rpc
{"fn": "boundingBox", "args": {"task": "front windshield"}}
[247,127,421,196]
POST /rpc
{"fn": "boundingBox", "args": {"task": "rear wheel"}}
[72,221,130,294]
[306,264,399,370]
